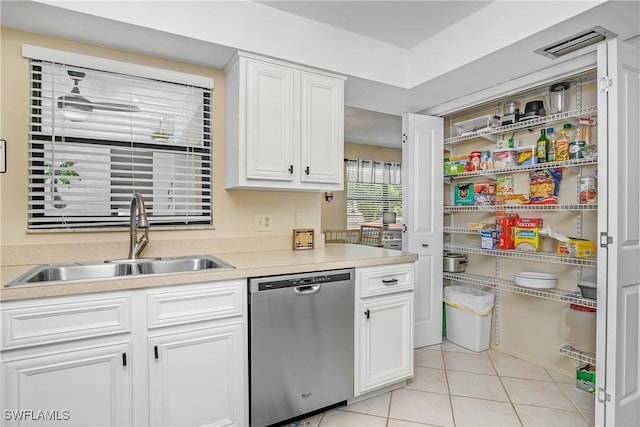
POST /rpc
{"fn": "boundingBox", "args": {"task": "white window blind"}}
[345,159,402,229]
[27,59,213,230]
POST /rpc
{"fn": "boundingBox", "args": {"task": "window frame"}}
[24,46,214,232]
[345,159,402,230]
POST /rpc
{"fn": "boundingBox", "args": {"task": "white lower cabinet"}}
[1,279,247,427]
[2,340,132,427]
[354,263,414,397]
[148,323,245,426]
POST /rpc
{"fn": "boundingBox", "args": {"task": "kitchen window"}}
[25,46,213,231]
[345,159,402,229]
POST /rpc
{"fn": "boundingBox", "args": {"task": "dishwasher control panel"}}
[257,271,352,291]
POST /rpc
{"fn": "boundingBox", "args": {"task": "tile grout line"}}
[442,345,458,427]
[546,366,596,426]
[487,349,525,427]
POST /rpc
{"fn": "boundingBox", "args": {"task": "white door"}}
[2,342,132,427]
[148,324,245,427]
[245,59,295,182]
[402,113,444,348]
[596,38,640,426]
[299,72,344,185]
[357,293,413,395]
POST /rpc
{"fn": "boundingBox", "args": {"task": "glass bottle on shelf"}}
[536,128,549,163]
[546,127,557,162]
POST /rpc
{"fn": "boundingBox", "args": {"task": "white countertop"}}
[0,244,417,301]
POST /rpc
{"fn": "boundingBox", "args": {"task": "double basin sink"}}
[7,255,234,287]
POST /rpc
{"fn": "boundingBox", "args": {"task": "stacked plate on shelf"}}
[513,272,558,289]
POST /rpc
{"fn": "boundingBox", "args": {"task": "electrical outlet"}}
[255,214,273,232]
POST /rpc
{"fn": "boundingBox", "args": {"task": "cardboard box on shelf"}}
[557,238,596,258]
[454,183,474,205]
[474,183,496,206]
[497,215,518,250]
[496,175,514,195]
[481,229,498,249]
[513,218,544,252]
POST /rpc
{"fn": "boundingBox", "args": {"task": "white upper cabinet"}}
[225,52,345,191]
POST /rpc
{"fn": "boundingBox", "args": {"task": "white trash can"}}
[444,285,495,352]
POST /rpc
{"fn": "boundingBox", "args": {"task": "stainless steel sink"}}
[6,255,234,287]
[7,262,133,286]
[136,255,234,275]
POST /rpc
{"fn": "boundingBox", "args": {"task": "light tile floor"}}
[294,340,595,427]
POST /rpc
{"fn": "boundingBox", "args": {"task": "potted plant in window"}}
[45,161,81,209]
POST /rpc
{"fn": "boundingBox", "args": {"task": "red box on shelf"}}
[514,218,544,229]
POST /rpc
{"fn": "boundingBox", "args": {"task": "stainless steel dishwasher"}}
[249,269,354,427]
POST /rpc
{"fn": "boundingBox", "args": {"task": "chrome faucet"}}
[128,192,150,259]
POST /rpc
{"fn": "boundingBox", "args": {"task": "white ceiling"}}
[256,1,493,49]
[1,1,639,147]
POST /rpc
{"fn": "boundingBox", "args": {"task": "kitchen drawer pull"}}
[382,278,399,285]
[422,243,429,248]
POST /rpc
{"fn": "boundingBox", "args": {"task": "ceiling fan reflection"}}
[57,70,141,121]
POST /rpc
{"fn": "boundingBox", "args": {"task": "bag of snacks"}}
[529,168,563,204]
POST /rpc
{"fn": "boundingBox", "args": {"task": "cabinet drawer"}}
[1,294,131,350]
[147,280,245,329]
[357,263,414,298]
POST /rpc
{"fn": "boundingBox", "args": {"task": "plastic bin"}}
[444,285,495,352]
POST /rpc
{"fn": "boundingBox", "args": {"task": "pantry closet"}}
[402,39,639,426]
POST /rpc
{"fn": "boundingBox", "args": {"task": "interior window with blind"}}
[345,159,402,229]
[28,59,212,230]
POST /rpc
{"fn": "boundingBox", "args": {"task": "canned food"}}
[480,150,491,170]
[470,151,481,171]
[579,177,597,203]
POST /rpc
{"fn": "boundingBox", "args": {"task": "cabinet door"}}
[2,341,132,427]
[402,113,444,348]
[299,72,344,185]
[245,59,295,182]
[148,323,245,427]
[356,293,413,395]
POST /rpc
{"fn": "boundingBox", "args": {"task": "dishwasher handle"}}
[293,285,321,295]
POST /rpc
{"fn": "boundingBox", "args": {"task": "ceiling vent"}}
[535,26,617,59]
